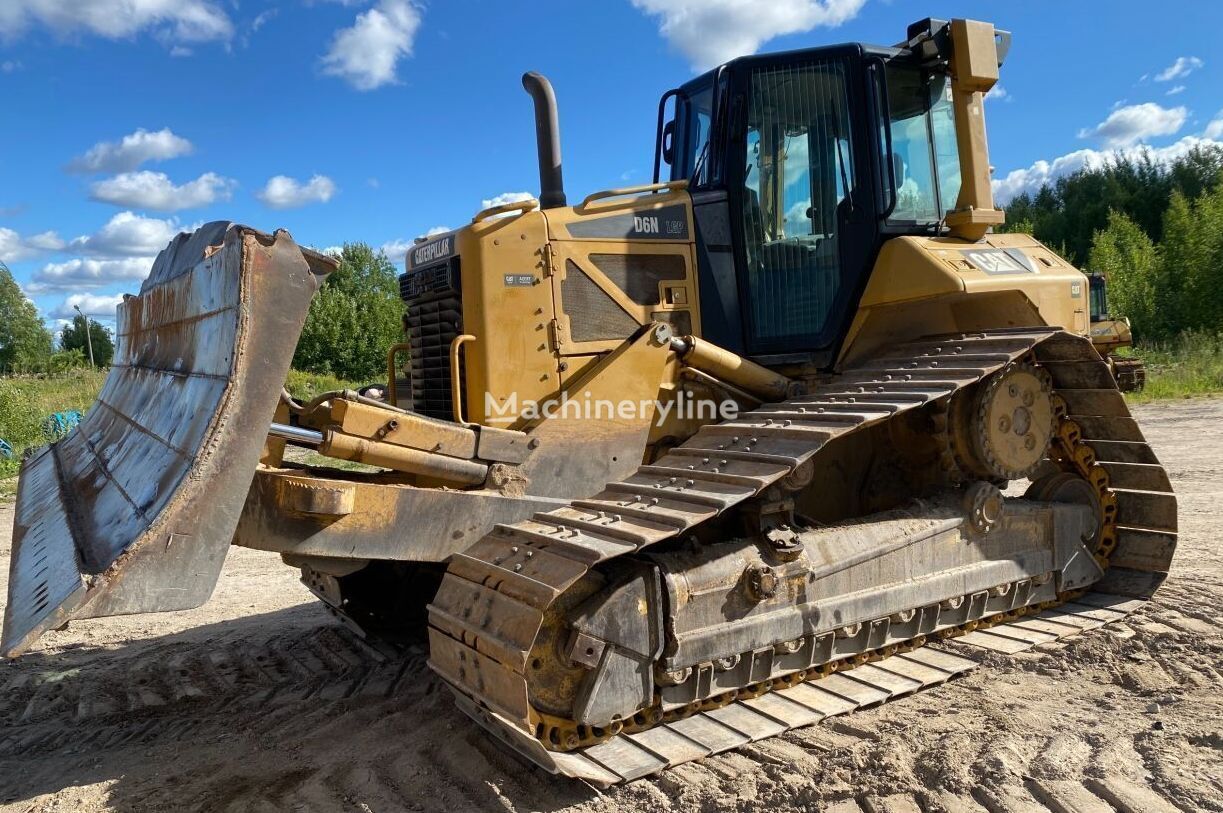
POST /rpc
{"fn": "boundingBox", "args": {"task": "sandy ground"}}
[0,399,1219,813]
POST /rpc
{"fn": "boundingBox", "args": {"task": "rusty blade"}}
[2,223,332,658]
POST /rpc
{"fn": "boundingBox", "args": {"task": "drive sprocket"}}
[953,361,1055,481]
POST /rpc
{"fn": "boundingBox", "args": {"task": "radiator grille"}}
[588,253,685,305]
[399,258,462,420]
[563,260,640,343]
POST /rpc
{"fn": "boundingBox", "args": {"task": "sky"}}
[2,0,1221,331]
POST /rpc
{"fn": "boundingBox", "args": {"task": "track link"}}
[425,329,1177,785]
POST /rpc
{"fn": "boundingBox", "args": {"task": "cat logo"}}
[633,216,660,234]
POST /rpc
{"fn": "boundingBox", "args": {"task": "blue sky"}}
[2,0,1221,331]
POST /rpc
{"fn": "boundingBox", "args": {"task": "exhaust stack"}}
[522,71,566,209]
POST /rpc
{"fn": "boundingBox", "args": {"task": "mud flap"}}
[1,223,333,657]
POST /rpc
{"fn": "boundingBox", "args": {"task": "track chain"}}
[422,328,1177,784]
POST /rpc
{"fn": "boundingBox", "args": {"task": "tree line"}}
[1002,144,1223,341]
[0,263,115,373]
[2,243,404,382]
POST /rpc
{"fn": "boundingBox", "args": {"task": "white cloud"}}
[1155,56,1203,82]
[68,127,194,173]
[630,0,865,69]
[481,191,534,210]
[0,227,65,262]
[89,170,235,211]
[380,239,412,265]
[321,0,421,91]
[28,257,153,293]
[256,174,337,209]
[68,211,183,258]
[1,59,21,73]
[0,0,232,45]
[1201,110,1223,140]
[379,227,450,265]
[1165,85,1186,96]
[1077,103,1187,148]
[251,9,277,32]
[993,135,1223,204]
[985,85,1009,102]
[52,292,127,320]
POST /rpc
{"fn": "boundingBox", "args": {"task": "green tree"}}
[1088,211,1161,339]
[1176,183,1223,333]
[60,314,116,367]
[292,243,404,381]
[0,263,54,373]
[1002,144,1223,265]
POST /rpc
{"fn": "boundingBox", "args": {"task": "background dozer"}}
[1088,271,1146,391]
[3,17,1176,784]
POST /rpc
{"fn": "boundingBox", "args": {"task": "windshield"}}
[879,62,961,224]
[1089,276,1108,321]
[739,59,855,348]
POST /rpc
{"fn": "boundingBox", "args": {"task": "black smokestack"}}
[522,72,566,209]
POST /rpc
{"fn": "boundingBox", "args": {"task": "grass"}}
[284,369,362,402]
[1125,331,1223,403]
[0,369,108,493]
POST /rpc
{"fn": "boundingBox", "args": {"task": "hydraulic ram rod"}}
[267,421,489,486]
[270,422,324,446]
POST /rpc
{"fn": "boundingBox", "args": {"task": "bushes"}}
[1088,183,1223,342]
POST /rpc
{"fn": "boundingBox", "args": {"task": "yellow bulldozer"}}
[3,18,1176,784]
[1088,272,1146,391]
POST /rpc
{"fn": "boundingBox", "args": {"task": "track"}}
[426,329,1177,783]
[1,395,1218,811]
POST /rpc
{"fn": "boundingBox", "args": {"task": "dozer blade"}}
[2,223,332,658]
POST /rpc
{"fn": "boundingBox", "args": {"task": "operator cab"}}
[1088,274,1109,321]
[655,18,1008,364]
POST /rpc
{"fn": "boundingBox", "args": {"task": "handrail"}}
[449,334,476,426]
[868,56,898,220]
[579,180,689,209]
[385,341,410,408]
[652,87,681,184]
[472,197,539,223]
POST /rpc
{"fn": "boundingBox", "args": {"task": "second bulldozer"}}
[3,17,1176,784]
[1088,272,1146,391]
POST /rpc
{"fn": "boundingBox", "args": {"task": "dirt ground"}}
[0,399,1219,813]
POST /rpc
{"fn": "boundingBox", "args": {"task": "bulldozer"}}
[1088,272,1146,391]
[2,18,1176,784]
